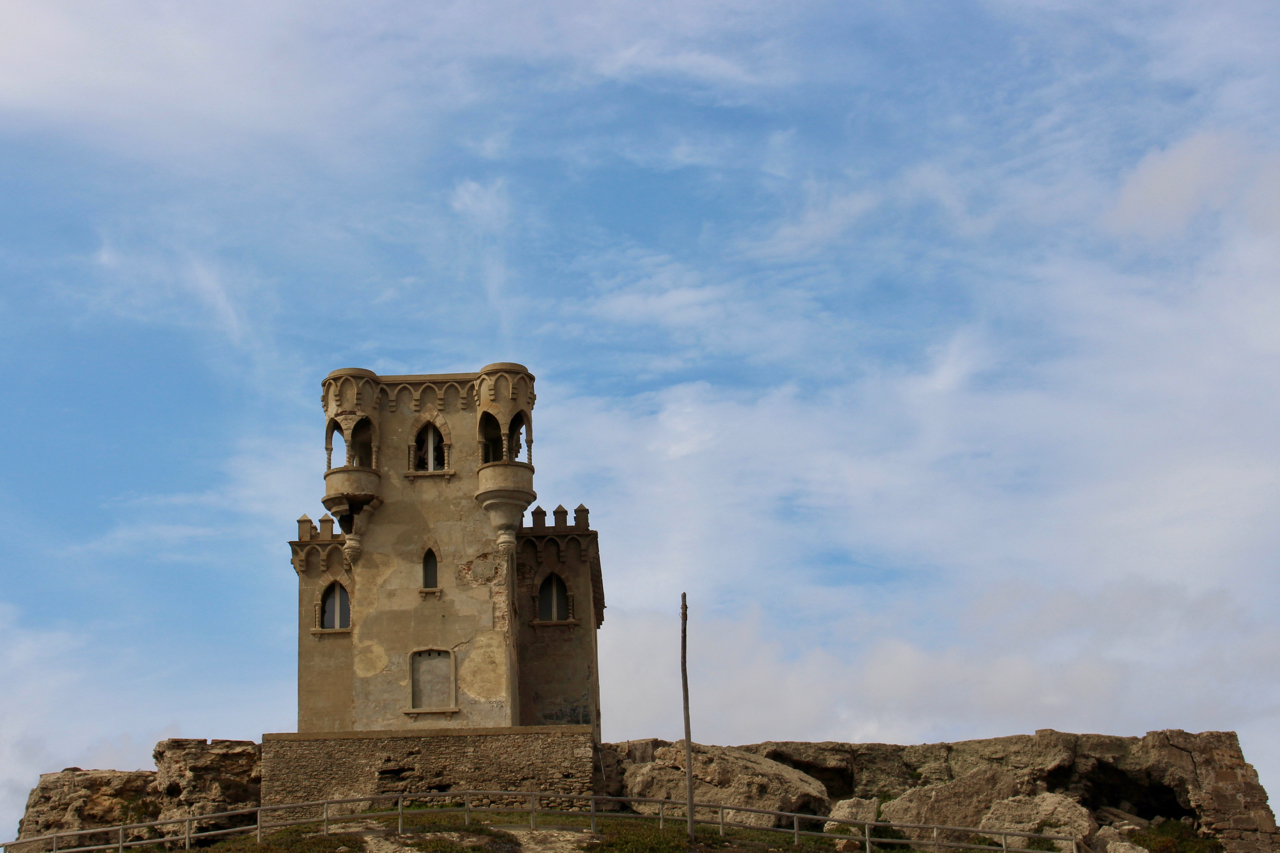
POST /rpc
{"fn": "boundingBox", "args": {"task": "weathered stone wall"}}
[259,726,596,816]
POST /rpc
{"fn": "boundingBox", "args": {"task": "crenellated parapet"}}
[516,504,605,629]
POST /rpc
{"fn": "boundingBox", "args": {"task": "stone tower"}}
[288,364,604,737]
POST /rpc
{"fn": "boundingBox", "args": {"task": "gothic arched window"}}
[350,419,373,468]
[508,412,527,462]
[538,573,570,621]
[479,413,503,463]
[321,582,350,629]
[422,549,438,589]
[415,423,446,471]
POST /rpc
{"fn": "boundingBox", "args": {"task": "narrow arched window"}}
[321,582,350,629]
[350,419,373,468]
[508,412,526,462]
[422,549,438,589]
[538,573,570,621]
[479,413,503,463]
[415,424,446,471]
[329,426,347,469]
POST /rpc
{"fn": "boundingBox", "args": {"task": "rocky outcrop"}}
[15,739,260,849]
[16,770,158,850]
[15,729,1276,853]
[739,730,1277,853]
[611,740,828,827]
[152,739,260,835]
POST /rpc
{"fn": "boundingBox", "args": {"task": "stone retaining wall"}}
[259,725,596,818]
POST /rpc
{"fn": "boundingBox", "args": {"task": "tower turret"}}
[288,363,604,736]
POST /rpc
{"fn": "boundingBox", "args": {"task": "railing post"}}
[590,797,597,833]
[118,825,124,853]
[257,808,262,844]
[52,832,58,853]
[464,794,471,826]
[398,796,404,835]
[530,794,537,829]
[1002,835,1008,852]
[933,827,939,853]
[659,801,664,830]
[719,806,725,837]
[185,818,191,849]
[793,814,800,845]
[865,822,872,853]
[323,801,329,835]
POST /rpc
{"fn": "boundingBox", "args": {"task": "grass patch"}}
[204,825,358,853]
[1129,822,1223,853]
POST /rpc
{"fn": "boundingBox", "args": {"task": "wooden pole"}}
[682,592,695,844]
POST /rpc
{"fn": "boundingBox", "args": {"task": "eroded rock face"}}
[15,739,260,848]
[153,738,261,834]
[16,769,158,848]
[618,740,829,827]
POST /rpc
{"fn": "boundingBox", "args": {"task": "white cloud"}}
[1106,131,1252,239]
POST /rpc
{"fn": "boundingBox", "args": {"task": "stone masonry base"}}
[259,726,597,817]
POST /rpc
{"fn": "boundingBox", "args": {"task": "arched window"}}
[422,549,438,589]
[479,413,503,463]
[508,412,526,462]
[414,424,446,471]
[538,573,570,621]
[321,582,350,629]
[411,649,454,709]
[350,419,373,468]
[329,426,347,469]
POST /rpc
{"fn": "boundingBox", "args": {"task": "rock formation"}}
[610,740,829,827]
[16,739,259,850]
[15,730,1275,853]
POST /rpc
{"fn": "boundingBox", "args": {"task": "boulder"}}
[1094,826,1151,853]
[979,793,1098,851]
[879,765,1035,841]
[620,741,828,828]
[824,797,878,835]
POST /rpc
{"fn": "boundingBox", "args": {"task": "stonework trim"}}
[263,724,593,741]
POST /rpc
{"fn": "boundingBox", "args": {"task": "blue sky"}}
[4,0,1280,835]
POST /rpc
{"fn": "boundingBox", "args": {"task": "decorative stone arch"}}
[383,383,415,413]
[561,535,586,563]
[416,384,438,413]
[301,544,325,575]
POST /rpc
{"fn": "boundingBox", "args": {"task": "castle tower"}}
[287,364,605,736]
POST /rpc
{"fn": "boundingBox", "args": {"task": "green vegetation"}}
[1129,822,1223,853]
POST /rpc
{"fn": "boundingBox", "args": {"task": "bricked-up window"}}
[538,573,570,621]
[411,649,452,709]
[321,582,350,629]
[422,549,438,588]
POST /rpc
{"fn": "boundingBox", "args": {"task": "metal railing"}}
[3,791,1083,853]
